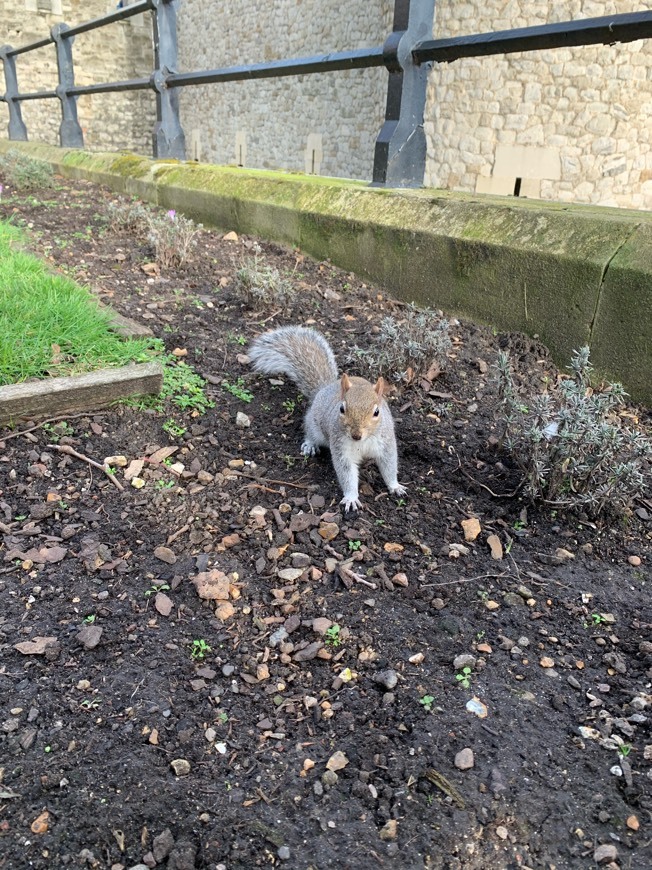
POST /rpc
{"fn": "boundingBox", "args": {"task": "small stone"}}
[391,572,409,587]
[453,654,476,670]
[626,815,639,831]
[326,750,349,772]
[277,567,305,582]
[152,829,175,863]
[170,759,191,776]
[312,617,333,635]
[454,748,474,770]
[555,547,575,561]
[154,546,177,565]
[540,657,555,669]
[379,820,398,841]
[235,412,251,428]
[496,825,508,840]
[321,769,338,787]
[504,592,526,607]
[154,592,173,617]
[485,600,500,611]
[627,555,641,567]
[487,534,503,560]
[461,517,481,541]
[277,846,291,861]
[409,652,425,664]
[76,625,103,650]
[374,669,398,690]
[293,641,322,662]
[593,844,618,864]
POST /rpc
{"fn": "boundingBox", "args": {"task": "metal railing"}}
[1,0,652,188]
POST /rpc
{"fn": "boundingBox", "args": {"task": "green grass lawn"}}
[0,219,160,386]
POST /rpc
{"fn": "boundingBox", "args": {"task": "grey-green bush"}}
[347,305,452,385]
[496,346,652,516]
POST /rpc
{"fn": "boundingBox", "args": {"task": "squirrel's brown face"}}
[338,374,384,441]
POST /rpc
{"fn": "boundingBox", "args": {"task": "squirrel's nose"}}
[351,433,362,441]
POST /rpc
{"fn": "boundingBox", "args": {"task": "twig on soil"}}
[231,469,316,490]
[46,443,125,491]
[167,522,192,545]
[422,572,509,588]
[1,410,102,442]
[450,446,522,498]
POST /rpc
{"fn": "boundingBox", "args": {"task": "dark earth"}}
[0,171,651,870]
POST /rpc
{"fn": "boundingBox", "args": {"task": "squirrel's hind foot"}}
[301,440,319,457]
[340,495,362,514]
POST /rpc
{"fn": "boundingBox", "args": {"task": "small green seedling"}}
[145,582,170,597]
[325,624,342,647]
[191,638,212,660]
[618,742,632,758]
[83,614,96,624]
[420,694,435,713]
[162,419,187,438]
[155,479,175,490]
[222,377,254,403]
[455,666,473,689]
[217,711,228,725]
[282,398,296,414]
[348,539,362,552]
[591,613,606,625]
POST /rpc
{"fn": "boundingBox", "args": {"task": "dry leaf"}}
[222,231,239,241]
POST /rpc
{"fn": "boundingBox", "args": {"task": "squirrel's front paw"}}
[390,483,408,498]
[301,441,318,457]
[340,495,362,513]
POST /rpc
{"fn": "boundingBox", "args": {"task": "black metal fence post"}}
[0,46,28,140]
[51,23,84,148]
[373,0,435,187]
[151,0,186,159]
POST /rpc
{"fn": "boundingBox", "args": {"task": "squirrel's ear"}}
[340,373,351,398]
[373,377,385,398]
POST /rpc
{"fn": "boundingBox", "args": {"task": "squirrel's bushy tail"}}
[249,326,338,399]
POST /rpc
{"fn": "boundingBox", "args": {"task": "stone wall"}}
[427,0,652,210]
[3,1,652,210]
[176,0,652,210]
[0,0,154,154]
[176,0,393,181]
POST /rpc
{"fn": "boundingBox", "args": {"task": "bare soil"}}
[0,173,651,870]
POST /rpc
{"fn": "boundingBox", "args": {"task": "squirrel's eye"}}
[339,403,346,414]
[373,406,380,417]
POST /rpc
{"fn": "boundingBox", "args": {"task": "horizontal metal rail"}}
[64,0,154,38]
[5,36,53,58]
[413,11,652,64]
[68,77,152,97]
[13,90,58,101]
[166,46,386,88]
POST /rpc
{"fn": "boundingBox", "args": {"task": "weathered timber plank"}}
[0,362,164,427]
[100,302,154,338]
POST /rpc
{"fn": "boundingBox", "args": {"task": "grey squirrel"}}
[249,325,407,512]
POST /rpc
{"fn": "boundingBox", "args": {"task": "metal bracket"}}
[151,0,186,160]
[51,23,84,148]
[372,0,435,188]
[0,45,28,140]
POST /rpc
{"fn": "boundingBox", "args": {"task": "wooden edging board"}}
[0,361,164,427]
